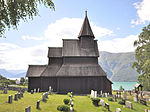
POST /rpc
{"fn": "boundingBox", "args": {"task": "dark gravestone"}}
[25,107,28,112]
[116,92,118,98]
[36,100,40,109]
[114,95,117,102]
[21,92,23,97]
[28,106,31,112]
[105,103,110,111]
[18,93,21,99]
[8,95,13,103]
[14,93,18,101]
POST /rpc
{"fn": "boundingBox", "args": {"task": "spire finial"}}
[85,10,87,16]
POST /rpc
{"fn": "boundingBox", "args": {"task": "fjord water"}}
[112,82,137,90]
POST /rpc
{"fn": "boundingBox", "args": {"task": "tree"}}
[119,85,124,91]
[20,77,25,85]
[0,0,55,37]
[132,24,150,91]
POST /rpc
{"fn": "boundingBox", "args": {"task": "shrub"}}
[118,100,125,105]
[63,99,70,105]
[92,98,100,106]
[108,97,114,101]
[67,92,71,97]
[57,105,70,112]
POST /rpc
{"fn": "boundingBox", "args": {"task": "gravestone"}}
[18,93,21,99]
[8,95,13,103]
[100,99,105,106]
[42,93,46,102]
[119,92,121,98]
[91,90,94,98]
[45,92,48,98]
[116,108,121,112]
[14,93,18,101]
[28,106,31,112]
[94,91,97,98]
[116,92,118,98]
[108,93,109,97]
[114,95,117,102]
[133,93,138,102]
[70,107,73,112]
[3,88,8,94]
[105,103,110,111]
[37,88,40,93]
[31,90,34,94]
[21,92,23,97]
[100,90,103,96]
[126,101,133,109]
[123,91,127,100]
[36,100,40,109]
[25,107,28,112]
[34,88,36,93]
[105,93,108,97]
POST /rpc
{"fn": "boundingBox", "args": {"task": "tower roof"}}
[78,11,95,38]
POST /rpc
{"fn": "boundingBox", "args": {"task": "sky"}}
[0,0,150,71]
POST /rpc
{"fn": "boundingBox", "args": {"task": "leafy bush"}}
[108,97,114,101]
[118,100,125,105]
[91,98,100,106]
[67,92,71,97]
[63,99,70,105]
[57,105,70,112]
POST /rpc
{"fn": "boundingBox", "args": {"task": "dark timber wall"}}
[57,76,111,94]
[28,77,41,92]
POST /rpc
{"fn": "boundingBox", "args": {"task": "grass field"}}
[0,91,150,112]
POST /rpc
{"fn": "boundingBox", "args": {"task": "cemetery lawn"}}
[0,91,150,112]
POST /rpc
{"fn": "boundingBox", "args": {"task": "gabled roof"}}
[26,65,47,77]
[78,11,95,38]
[56,64,106,77]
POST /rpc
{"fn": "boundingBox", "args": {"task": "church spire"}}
[78,11,95,38]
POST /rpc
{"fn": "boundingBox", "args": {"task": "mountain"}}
[0,51,139,81]
[0,69,26,78]
[99,51,139,82]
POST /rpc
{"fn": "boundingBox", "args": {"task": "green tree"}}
[119,85,124,91]
[0,0,55,37]
[132,24,150,91]
[20,77,25,85]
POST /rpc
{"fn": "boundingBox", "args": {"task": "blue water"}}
[112,82,137,90]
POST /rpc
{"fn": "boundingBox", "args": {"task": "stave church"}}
[26,12,112,94]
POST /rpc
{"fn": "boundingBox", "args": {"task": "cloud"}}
[22,35,43,40]
[0,43,49,70]
[0,43,20,51]
[23,18,113,46]
[99,35,138,53]
[131,0,150,25]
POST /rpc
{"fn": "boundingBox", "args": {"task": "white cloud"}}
[0,17,114,71]
[0,43,49,70]
[22,35,43,40]
[99,35,138,53]
[0,43,20,51]
[132,0,150,25]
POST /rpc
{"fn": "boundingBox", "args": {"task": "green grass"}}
[0,91,150,112]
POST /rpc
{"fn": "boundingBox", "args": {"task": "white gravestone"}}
[126,101,133,109]
[100,99,105,106]
[116,108,121,112]
[123,91,127,100]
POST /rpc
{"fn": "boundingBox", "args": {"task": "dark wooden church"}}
[26,12,112,94]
